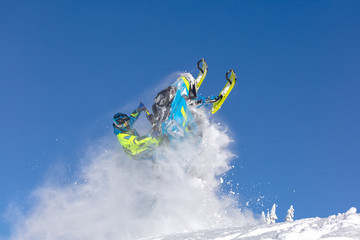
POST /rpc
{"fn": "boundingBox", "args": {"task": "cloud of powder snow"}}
[8,77,257,240]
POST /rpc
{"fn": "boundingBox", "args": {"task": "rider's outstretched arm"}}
[128,109,140,127]
[128,102,146,127]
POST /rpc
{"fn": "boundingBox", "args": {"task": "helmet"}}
[113,113,130,128]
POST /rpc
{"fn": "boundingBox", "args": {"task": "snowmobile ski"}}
[211,69,237,114]
[195,58,208,91]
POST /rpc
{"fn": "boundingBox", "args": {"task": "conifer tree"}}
[285,205,294,222]
[266,210,271,224]
[270,204,277,224]
[261,211,266,224]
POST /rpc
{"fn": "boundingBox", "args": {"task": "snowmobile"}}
[144,59,237,143]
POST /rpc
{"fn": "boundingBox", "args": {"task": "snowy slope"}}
[145,208,360,240]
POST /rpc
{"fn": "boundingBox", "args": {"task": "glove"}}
[136,102,146,113]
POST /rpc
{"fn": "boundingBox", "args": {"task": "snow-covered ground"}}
[145,207,360,240]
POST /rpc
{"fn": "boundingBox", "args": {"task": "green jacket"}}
[113,109,159,159]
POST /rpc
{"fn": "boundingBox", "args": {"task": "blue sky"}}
[1,0,360,236]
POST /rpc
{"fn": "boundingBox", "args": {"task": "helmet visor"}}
[114,113,130,126]
[116,116,130,125]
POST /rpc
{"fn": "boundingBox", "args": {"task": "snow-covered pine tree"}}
[261,211,266,224]
[266,210,271,224]
[285,205,294,222]
[270,204,277,224]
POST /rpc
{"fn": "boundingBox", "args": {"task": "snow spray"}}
[9,109,256,240]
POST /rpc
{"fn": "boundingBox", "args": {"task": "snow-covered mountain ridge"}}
[145,207,360,240]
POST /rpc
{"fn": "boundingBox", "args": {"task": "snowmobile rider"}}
[113,103,161,159]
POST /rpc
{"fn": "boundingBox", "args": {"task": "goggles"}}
[113,113,130,126]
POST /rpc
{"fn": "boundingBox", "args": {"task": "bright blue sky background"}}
[1,0,359,237]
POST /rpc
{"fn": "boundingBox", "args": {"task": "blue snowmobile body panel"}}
[159,76,198,142]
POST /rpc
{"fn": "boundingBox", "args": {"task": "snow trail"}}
[144,207,360,240]
[9,108,256,240]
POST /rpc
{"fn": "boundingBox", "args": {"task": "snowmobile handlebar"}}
[226,69,236,84]
[143,107,156,127]
[139,103,161,135]
[197,58,206,74]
